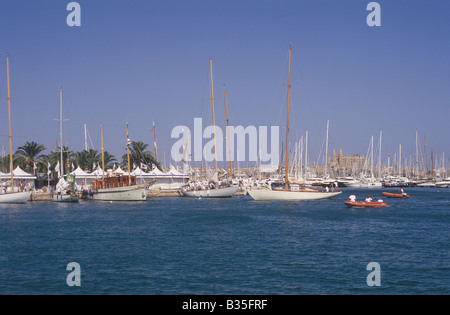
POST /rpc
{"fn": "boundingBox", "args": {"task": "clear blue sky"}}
[1,0,449,169]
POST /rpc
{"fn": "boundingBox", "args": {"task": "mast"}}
[59,87,64,177]
[6,54,13,188]
[224,90,232,180]
[305,130,308,179]
[187,128,191,181]
[209,58,218,174]
[378,130,382,178]
[101,124,105,188]
[325,120,329,178]
[84,123,88,151]
[126,124,131,185]
[398,143,402,176]
[370,135,374,179]
[152,121,158,162]
[415,130,419,178]
[424,135,427,177]
[285,45,292,189]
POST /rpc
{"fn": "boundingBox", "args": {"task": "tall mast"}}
[224,90,232,180]
[126,124,131,185]
[415,130,419,178]
[379,130,382,178]
[59,87,64,177]
[305,130,308,179]
[6,54,13,188]
[84,123,88,151]
[370,135,374,179]
[325,120,329,177]
[285,45,292,189]
[152,121,158,162]
[187,128,191,181]
[101,124,105,188]
[209,58,218,174]
[424,135,427,177]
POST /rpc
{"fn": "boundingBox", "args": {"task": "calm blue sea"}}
[0,187,448,295]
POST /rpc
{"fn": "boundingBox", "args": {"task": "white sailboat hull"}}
[89,184,148,201]
[182,186,238,198]
[360,182,383,188]
[51,193,79,203]
[248,188,342,201]
[0,191,31,204]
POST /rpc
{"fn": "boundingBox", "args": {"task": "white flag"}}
[55,161,60,177]
[141,163,148,170]
[47,162,51,175]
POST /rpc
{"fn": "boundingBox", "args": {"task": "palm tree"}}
[15,141,46,174]
[0,153,21,173]
[73,149,116,171]
[121,141,159,170]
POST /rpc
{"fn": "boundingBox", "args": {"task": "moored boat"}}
[51,192,79,203]
[0,54,31,204]
[0,191,32,204]
[249,186,342,201]
[83,124,150,201]
[246,45,342,202]
[182,185,238,198]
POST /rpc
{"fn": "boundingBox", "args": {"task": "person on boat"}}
[365,195,373,202]
[399,188,407,196]
[349,194,356,202]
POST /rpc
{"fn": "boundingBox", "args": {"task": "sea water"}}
[0,187,448,295]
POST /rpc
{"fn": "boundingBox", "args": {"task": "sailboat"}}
[51,87,79,203]
[248,45,342,201]
[0,54,31,204]
[84,124,150,201]
[181,58,238,198]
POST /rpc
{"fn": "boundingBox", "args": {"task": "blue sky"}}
[0,0,449,169]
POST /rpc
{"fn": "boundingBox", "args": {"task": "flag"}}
[140,163,148,170]
[55,161,60,177]
[71,163,75,170]
[47,162,51,175]
[33,162,37,170]
[152,163,156,170]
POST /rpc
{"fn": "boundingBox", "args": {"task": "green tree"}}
[0,153,21,173]
[73,149,116,171]
[42,146,73,177]
[15,141,46,174]
[121,141,159,170]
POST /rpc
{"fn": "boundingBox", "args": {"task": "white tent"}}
[0,166,36,190]
[70,166,92,178]
[168,166,189,177]
[88,166,105,178]
[12,166,37,179]
[147,167,188,190]
[113,166,126,175]
[69,167,97,191]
